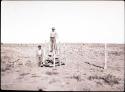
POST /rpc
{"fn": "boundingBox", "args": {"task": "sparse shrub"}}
[46,71,58,75]
[1,67,10,72]
[82,44,85,46]
[82,88,90,91]
[46,71,52,75]
[20,73,30,76]
[1,62,12,72]
[109,51,121,56]
[102,74,120,85]
[96,81,102,85]
[25,60,32,67]
[88,74,121,86]
[70,75,81,81]
[88,75,98,80]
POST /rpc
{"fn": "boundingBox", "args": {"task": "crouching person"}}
[37,45,44,67]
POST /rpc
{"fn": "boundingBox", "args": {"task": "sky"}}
[1,1,124,43]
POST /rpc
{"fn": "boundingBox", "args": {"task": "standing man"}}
[37,45,43,67]
[50,27,57,52]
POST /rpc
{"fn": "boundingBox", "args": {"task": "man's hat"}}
[38,45,41,48]
[52,27,55,30]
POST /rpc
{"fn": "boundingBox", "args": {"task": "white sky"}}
[1,1,124,43]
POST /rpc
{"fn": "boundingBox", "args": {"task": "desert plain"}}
[1,43,124,91]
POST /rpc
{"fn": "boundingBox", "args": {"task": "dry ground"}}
[1,43,124,91]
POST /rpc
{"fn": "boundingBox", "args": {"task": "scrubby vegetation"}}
[88,74,121,86]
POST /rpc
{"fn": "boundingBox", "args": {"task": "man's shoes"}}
[40,63,44,67]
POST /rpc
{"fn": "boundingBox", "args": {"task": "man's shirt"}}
[37,49,42,56]
[50,31,56,38]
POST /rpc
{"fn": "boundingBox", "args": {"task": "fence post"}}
[104,43,107,69]
[58,42,61,66]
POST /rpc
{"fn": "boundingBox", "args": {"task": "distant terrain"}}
[1,43,124,91]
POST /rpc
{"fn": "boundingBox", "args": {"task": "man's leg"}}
[40,56,44,66]
[50,37,52,52]
[53,37,57,53]
[52,38,54,52]
[38,56,41,66]
[39,55,44,67]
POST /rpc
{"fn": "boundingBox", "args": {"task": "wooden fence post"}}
[104,43,107,69]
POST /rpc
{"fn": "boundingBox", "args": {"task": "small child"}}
[37,45,43,67]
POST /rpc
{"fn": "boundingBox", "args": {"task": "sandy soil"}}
[1,43,124,91]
